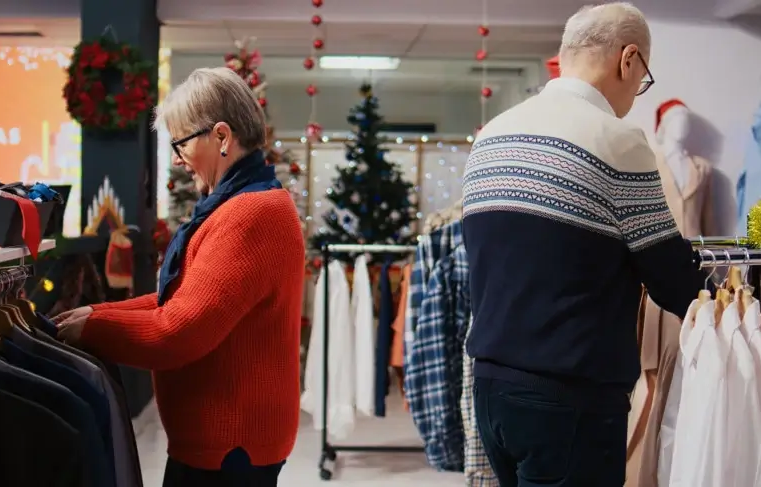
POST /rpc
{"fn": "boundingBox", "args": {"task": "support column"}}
[80,0,159,417]
[80,0,159,297]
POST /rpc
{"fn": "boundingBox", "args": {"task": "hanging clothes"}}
[302,260,355,439]
[352,254,375,417]
[460,315,499,486]
[375,260,393,417]
[404,219,470,472]
[390,264,410,398]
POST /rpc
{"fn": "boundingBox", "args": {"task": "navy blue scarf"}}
[157,150,280,305]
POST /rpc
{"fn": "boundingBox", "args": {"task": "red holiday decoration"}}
[476,49,487,61]
[303,57,315,70]
[478,25,490,36]
[313,38,325,50]
[306,84,318,96]
[481,87,493,98]
[167,180,175,191]
[258,97,268,107]
[312,0,323,6]
[311,15,323,26]
[306,122,323,141]
[224,45,263,89]
[289,162,302,175]
[63,37,156,132]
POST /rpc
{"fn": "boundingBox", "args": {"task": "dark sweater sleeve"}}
[614,132,706,320]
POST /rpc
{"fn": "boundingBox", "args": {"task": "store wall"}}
[625,20,761,235]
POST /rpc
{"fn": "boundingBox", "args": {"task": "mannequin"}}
[652,99,716,238]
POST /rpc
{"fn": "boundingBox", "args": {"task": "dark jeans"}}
[162,454,284,487]
[473,376,627,487]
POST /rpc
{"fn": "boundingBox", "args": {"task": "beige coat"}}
[656,152,716,238]
[625,153,716,486]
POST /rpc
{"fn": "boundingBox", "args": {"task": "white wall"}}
[625,20,761,235]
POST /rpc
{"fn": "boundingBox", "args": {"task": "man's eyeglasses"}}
[629,48,654,96]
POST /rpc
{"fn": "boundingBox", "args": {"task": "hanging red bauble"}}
[478,25,490,36]
[258,97,268,107]
[313,38,324,49]
[306,84,318,96]
[481,87,493,98]
[303,57,315,70]
[306,122,323,141]
[476,49,487,61]
[289,162,301,175]
[167,180,175,191]
[311,14,323,25]
[312,0,323,6]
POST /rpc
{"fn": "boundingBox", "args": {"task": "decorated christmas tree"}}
[310,83,415,261]
[166,166,196,228]
[167,39,306,229]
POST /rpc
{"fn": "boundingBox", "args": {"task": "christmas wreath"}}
[63,37,157,132]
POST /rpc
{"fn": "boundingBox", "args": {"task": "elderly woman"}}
[55,67,304,487]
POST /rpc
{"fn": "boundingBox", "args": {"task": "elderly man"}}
[462,3,706,486]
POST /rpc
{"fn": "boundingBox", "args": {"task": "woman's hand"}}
[55,306,93,345]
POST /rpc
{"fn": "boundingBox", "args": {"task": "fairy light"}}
[303,0,324,141]
[476,0,491,134]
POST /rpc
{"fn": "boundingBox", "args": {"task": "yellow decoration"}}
[748,200,761,248]
[30,302,36,312]
[83,176,127,235]
[42,278,54,292]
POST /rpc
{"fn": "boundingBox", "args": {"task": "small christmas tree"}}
[310,83,415,262]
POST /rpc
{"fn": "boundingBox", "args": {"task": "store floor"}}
[134,393,464,486]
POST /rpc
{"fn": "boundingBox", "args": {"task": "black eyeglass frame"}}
[623,46,655,96]
[170,127,212,159]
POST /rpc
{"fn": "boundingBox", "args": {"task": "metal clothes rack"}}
[0,265,34,296]
[317,243,422,481]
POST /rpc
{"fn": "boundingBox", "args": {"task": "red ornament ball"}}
[481,87,493,98]
[478,25,490,36]
[306,122,323,141]
[303,57,315,70]
[167,180,175,191]
[258,97,268,107]
[313,38,324,49]
[476,49,487,61]
[312,0,323,6]
[311,14,323,26]
[306,84,318,96]
[289,162,301,175]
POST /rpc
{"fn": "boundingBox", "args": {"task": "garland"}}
[63,37,157,132]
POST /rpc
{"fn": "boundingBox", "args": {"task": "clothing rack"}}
[317,243,422,481]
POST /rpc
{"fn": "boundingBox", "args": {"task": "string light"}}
[42,278,54,292]
[476,0,491,135]
[303,0,324,141]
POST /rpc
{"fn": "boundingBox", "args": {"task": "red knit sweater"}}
[81,190,305,470]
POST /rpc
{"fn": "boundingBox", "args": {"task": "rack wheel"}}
[320,468,332,480]
[325,448,337,462]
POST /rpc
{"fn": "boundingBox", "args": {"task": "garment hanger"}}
[0,269,32,333]
[714,250,733,324]
[697,249,716,305]
[0,272,17,337]
[739,248,756,316]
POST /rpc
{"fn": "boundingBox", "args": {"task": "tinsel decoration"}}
[303,0,324,141]
[747,201,761,248]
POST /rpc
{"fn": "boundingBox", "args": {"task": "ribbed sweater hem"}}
[167,441,295,470]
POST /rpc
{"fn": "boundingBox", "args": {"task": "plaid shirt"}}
[461,316,499,486]
[405,235,470,471]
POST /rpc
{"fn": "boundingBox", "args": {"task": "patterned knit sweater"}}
[81,189,305,469]
[463,78,705,397]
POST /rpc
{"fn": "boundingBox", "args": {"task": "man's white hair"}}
[559,2,650,66]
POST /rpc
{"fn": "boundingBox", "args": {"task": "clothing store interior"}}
[2,0,761,486]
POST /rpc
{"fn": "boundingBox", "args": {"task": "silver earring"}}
[221,149,227,157]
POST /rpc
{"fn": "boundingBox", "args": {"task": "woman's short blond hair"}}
[153,67,266,151]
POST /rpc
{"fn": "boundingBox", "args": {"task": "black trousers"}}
[162,457,284,487]
[473,376,628,487]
